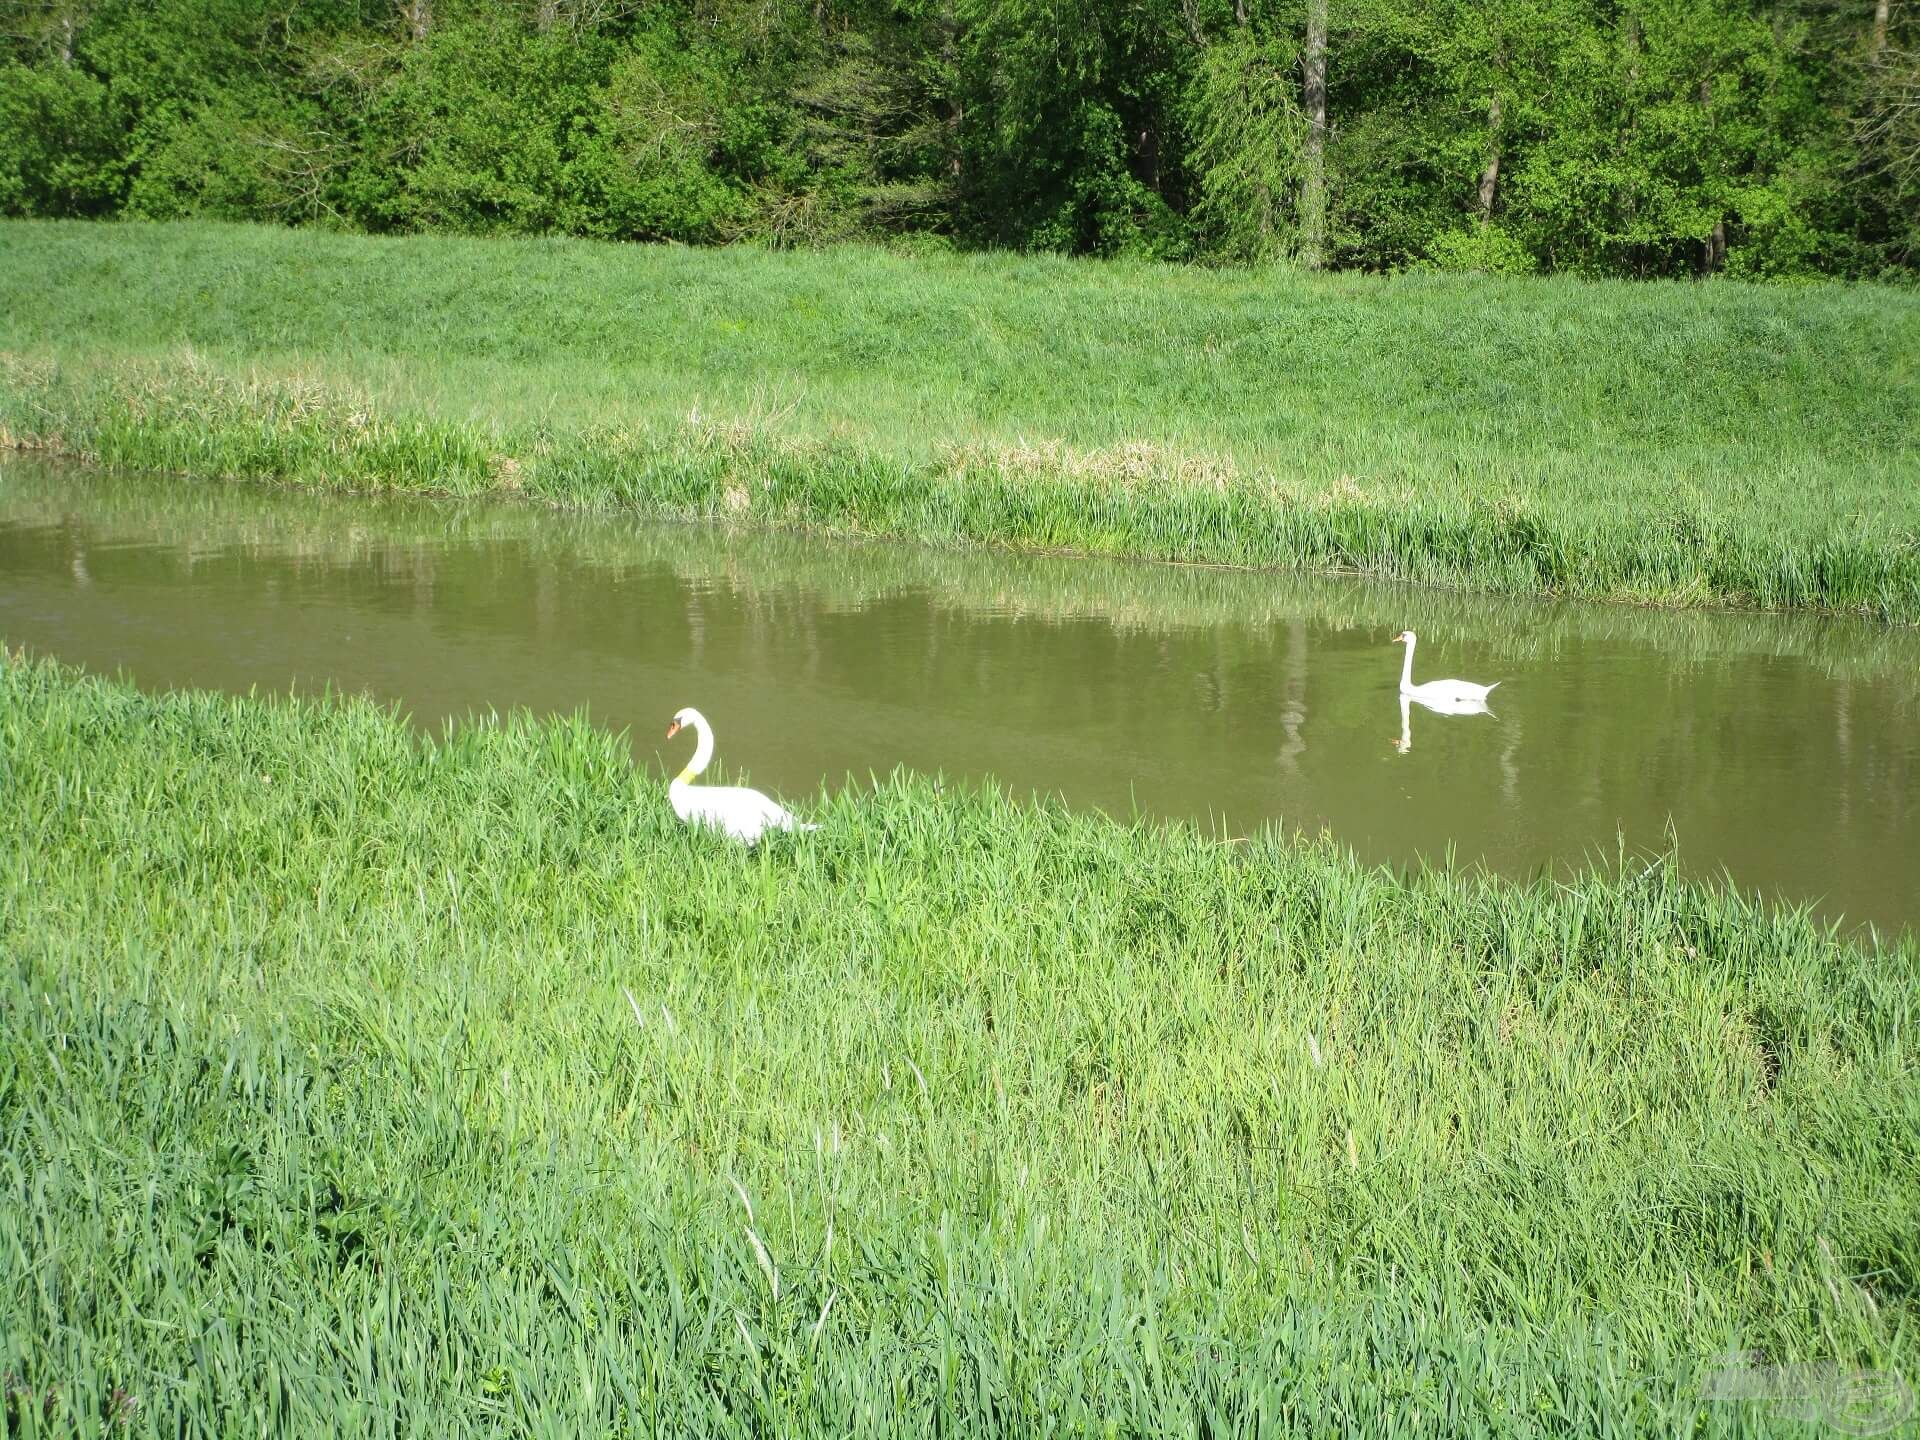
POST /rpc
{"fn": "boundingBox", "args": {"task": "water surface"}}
[4,458,1916,932]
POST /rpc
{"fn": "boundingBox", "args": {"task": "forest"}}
[2,0,1915,279]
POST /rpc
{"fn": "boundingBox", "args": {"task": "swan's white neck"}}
[675,710,715,784]
[1399,635,1416,694]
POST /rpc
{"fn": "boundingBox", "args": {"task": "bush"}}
[1420,220,1539,275]
[0,62,123,217]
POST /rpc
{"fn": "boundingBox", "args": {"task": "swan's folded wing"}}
[680,785,809,843]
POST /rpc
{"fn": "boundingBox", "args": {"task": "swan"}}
[665,707,815,845]
[1392,631,1500,706]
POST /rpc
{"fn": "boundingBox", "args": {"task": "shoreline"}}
[5,220,1917,623]
[3,650,1914,1429]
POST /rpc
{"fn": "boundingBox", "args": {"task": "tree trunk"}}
[944,17,963,183]
[1478,91,1502,217]
[400,0,430,41]
[1621,16,1641,249]
[58,14,73,66]
[1698,78,1723,274]
[1873,0,1890,55]
[1301,0,1328,268]
[1182,0,1208,47]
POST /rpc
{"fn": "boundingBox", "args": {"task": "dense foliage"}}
[1,0,1914,277]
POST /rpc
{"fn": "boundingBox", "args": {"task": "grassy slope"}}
[3,220,1919,618]
[4,655,1916,1434]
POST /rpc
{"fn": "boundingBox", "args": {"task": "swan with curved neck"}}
[1392,631,1500,706]
[665,707,815,844]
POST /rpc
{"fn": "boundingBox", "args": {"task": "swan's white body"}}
[665,707,814,845]
[1393,631,1499,706]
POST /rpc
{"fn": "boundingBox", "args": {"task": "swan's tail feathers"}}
[1485,681,1502,694]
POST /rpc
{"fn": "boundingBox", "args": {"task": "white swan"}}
[1392,631,1500,706]
[665,707,815,845]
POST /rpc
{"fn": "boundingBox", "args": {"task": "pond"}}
[4,456,1916,933]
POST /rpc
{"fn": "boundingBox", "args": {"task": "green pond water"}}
[4,457,1917,933]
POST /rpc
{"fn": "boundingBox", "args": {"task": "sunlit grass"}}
[3,220,1918,619]
[3,653,1915,1433]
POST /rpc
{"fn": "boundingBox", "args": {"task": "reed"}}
[3,653,1914,1435]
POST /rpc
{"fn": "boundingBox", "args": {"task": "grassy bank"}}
[3,654,1915,1434]
[3,220,1919,620]
[12,457,1920,692]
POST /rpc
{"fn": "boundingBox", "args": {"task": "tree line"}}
[2,0,1914,278]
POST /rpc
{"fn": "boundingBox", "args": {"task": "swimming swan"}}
[665,707,815,844]
[1392,631,1500,706]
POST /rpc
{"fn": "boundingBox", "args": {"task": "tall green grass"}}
[3,653,1915,1434]
[4,220,1919,619]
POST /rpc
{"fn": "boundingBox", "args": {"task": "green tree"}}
[0,0,1909,275]
[1188,29,1306,261]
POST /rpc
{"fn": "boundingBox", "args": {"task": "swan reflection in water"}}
[1392,690,1496,754]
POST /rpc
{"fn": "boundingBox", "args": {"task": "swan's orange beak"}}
[665,719,682,740]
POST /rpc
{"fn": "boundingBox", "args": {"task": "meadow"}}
[4,220,1920,620]
[3,652,1916,1435]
